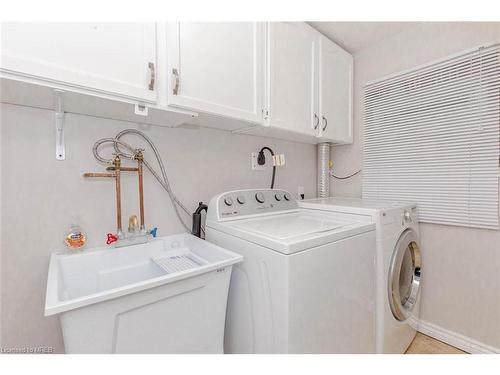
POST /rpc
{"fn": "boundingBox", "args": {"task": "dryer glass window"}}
[388,229,421,322]
[399,249,414,306]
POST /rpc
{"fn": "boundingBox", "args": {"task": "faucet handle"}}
[149,227,158,238]
[106,233,118,245]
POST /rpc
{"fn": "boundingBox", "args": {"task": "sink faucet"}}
[83,149,150,247]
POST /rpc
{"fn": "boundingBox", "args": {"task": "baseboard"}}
[418,319,500,354]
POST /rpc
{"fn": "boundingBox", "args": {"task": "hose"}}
[330,170,362,179]
[92,129,191,232]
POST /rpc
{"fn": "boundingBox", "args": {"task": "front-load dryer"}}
[205,189,377,353]
[299,197,422,354]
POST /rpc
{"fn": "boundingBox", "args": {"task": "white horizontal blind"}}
[363,45,500,229]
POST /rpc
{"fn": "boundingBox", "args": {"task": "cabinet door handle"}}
[314,113,320,129]
[148,62,155,91]
[172,68,180,95]
[322,116,328,131]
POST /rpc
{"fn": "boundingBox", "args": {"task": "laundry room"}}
[1,1,499,374]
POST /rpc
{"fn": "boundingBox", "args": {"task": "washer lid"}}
[230,212,344,240]
[207,210,375,254]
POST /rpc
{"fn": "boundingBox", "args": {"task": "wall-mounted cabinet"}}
[1,23,158,103]
[257,22,353,144]
[166,22,265,124]
[1,22,352,144]
[318,35,353,144]
[265,22,318,137]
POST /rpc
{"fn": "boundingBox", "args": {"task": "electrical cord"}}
[330,170,362,180]
[258,146,276,189]
[92,129,192,232]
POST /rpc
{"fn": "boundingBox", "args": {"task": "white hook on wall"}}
[54,90,65,160]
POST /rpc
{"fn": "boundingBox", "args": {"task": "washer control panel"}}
[209,189,298,220]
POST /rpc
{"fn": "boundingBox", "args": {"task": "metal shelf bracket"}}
[54,90,65,160]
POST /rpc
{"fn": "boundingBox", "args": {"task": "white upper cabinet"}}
[1,23,158,103]
[166,22,265,123]
[266,22,319,137]
[264,22,353,144]
[318,35,353,143]
[1,22,352,143]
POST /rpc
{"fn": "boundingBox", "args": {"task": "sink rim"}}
[44,233,242,316]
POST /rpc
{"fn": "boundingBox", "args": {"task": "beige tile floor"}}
[405,333,467,354]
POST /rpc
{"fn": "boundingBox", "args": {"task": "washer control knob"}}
[237,195,246,205]
[255,192,265,203]
[283,193,292,201]
[224,197,234,206]
[403,210,412,222]
[274,194,282,201]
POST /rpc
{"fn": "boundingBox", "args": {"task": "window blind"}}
[363,45,500,229]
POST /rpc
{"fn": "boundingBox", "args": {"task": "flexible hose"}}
[92,129,191,232]
[330,170,362,180]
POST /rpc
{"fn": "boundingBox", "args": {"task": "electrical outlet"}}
[134,103,149,116]
[298,186,305,200]
[251,152,265,171]
[272,154,286,166]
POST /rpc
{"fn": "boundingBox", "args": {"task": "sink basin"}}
[45,233,242,353]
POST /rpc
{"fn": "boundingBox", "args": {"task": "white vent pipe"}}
[317,143,331,198]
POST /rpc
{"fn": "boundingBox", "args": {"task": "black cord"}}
[330,170,361,180]
[258,146,276,189]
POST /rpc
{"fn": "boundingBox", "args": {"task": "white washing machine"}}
[299,197,422,354]
[205,189,377,354]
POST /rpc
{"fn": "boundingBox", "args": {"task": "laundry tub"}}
[45,233,242,353]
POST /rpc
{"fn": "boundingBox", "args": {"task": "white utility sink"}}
[45,233,242,353]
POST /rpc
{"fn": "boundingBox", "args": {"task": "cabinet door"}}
[318,35,353,143]
[167,22,264,123]
[1,23,157,103]
[267,22,319,136]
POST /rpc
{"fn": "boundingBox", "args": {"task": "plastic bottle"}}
[64,216,87,251]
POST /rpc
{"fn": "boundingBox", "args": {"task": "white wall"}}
[0,103,317,353]
[331,22,500,351]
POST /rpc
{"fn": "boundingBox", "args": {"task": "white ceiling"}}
[309,22,421,53]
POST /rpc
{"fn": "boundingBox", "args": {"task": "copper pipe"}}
[113,156,123,235]
[106,166,139,172]
[136,151,145,231]
[83,172,115,178]
[82,155,123,237]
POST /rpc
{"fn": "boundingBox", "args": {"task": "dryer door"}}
[388,228,422,322]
